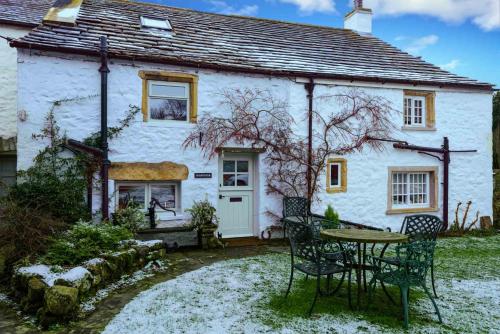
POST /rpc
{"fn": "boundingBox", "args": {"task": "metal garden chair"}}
[383,215,443,298]
[284,219,352,315]
[368,240,442,329]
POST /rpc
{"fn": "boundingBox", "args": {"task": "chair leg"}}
[305,274,309,281]
[327,274,331,292]
[308,275,321,316]
[431,260,438,298]
[381,281,397,306]
[331,271,346,296]
[285,267,294,298]
[423,285,443,324]
[401,286,409,329]
[347,270,353,310]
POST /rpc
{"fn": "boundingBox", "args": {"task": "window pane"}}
[223,174,235,186]
[236,174,248,186]
[118,185,145,209]
[150,84,187,98]
[237,161,249,173]
[223,160,235,173]
[150,98,187,121]
[151,184,176,209]
[404,98,412,125]
[330,164,340,186]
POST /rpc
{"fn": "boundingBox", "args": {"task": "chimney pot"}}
[354,0,363,9]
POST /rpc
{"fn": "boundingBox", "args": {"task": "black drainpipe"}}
[99,36,110,221]
[304,78,315,211]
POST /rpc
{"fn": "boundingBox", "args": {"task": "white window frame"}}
[116,182,181,217]
[140,16,172,30]
[219,157,253,191]
[391,171,430,209]
[328,162,342,188]
[147,80,190,122]
[403,95,426,128]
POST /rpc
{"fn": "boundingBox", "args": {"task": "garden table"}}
[320,229,408,309]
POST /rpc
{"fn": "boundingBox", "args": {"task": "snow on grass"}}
[103,235,500,334]
[80,260,168,314]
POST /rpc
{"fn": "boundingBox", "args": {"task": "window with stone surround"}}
[326,158,347,193]
[403,90,435,130]
[387,167,438,214]
[116,182,180,213]
[139,71,198,123]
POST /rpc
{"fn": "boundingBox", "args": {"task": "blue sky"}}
[137,0,500,88]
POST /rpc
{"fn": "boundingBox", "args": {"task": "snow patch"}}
[17,265,90,287]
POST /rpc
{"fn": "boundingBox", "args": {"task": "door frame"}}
[218,153,256,238]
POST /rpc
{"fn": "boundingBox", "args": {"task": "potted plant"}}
[324,204,340,229]
[186,200,220,249]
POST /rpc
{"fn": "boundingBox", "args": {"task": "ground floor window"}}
[387,167,438,214]
[326,158,347,193]
[116,182,180,212]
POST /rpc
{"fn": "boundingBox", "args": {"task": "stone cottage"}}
[9,0,494,237]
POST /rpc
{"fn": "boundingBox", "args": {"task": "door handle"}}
[219,194,224,199]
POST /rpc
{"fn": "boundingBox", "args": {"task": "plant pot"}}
[200,224,218,249]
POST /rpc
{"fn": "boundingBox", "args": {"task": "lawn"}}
[102,235,500,333]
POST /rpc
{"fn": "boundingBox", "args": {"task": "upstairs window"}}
[139,71,198,123]
[404,96,425,127]
[148,81,190,121]
[403,90,435,130]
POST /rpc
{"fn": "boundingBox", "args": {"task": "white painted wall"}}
[344,9,372,34]
[16,49,493,233]
[0,24,31,141]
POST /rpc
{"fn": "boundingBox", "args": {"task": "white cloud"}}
[402,34,439,54]
[278,0,335,14]
[364,0,500,31]
[440,59,461,71]
[208,1,259,16]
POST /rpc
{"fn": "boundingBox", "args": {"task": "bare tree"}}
[184,87,396,219]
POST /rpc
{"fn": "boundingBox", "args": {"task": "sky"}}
[137,0,500,88]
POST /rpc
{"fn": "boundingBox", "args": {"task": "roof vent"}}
[140,16,172,30]
[43,0,83,26]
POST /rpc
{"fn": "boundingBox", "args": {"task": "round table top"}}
[320,229,408,244]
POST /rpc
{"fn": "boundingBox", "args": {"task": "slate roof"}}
[10,0,493,90]
[0,0,54,27]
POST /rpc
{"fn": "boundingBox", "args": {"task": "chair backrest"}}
[285,220,318,263]
[396,240,436,282]
[400,215,443,243]
[282,196,308,218]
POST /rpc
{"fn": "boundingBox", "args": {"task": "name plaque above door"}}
[194,173,212,179]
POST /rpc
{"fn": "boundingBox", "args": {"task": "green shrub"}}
[324,204,340,228]
[43,221,133,266]
[0,198,67,273]
[186,199,219,230]
[7,111,89,224]
[112,201,147,233]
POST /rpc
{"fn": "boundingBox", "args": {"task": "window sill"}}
[401,126,436,131]
[143,120,195,128]
[326,186,346,193]
[386,207,439,215]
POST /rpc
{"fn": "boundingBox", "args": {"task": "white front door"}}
[218,155,254,238]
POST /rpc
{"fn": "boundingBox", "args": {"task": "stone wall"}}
[9,240,165,328]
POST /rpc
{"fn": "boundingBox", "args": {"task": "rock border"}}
[9,240,166,328]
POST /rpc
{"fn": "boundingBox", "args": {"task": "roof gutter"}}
[9,40,494,92]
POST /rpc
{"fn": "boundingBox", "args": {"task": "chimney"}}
[344,0,372,34]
